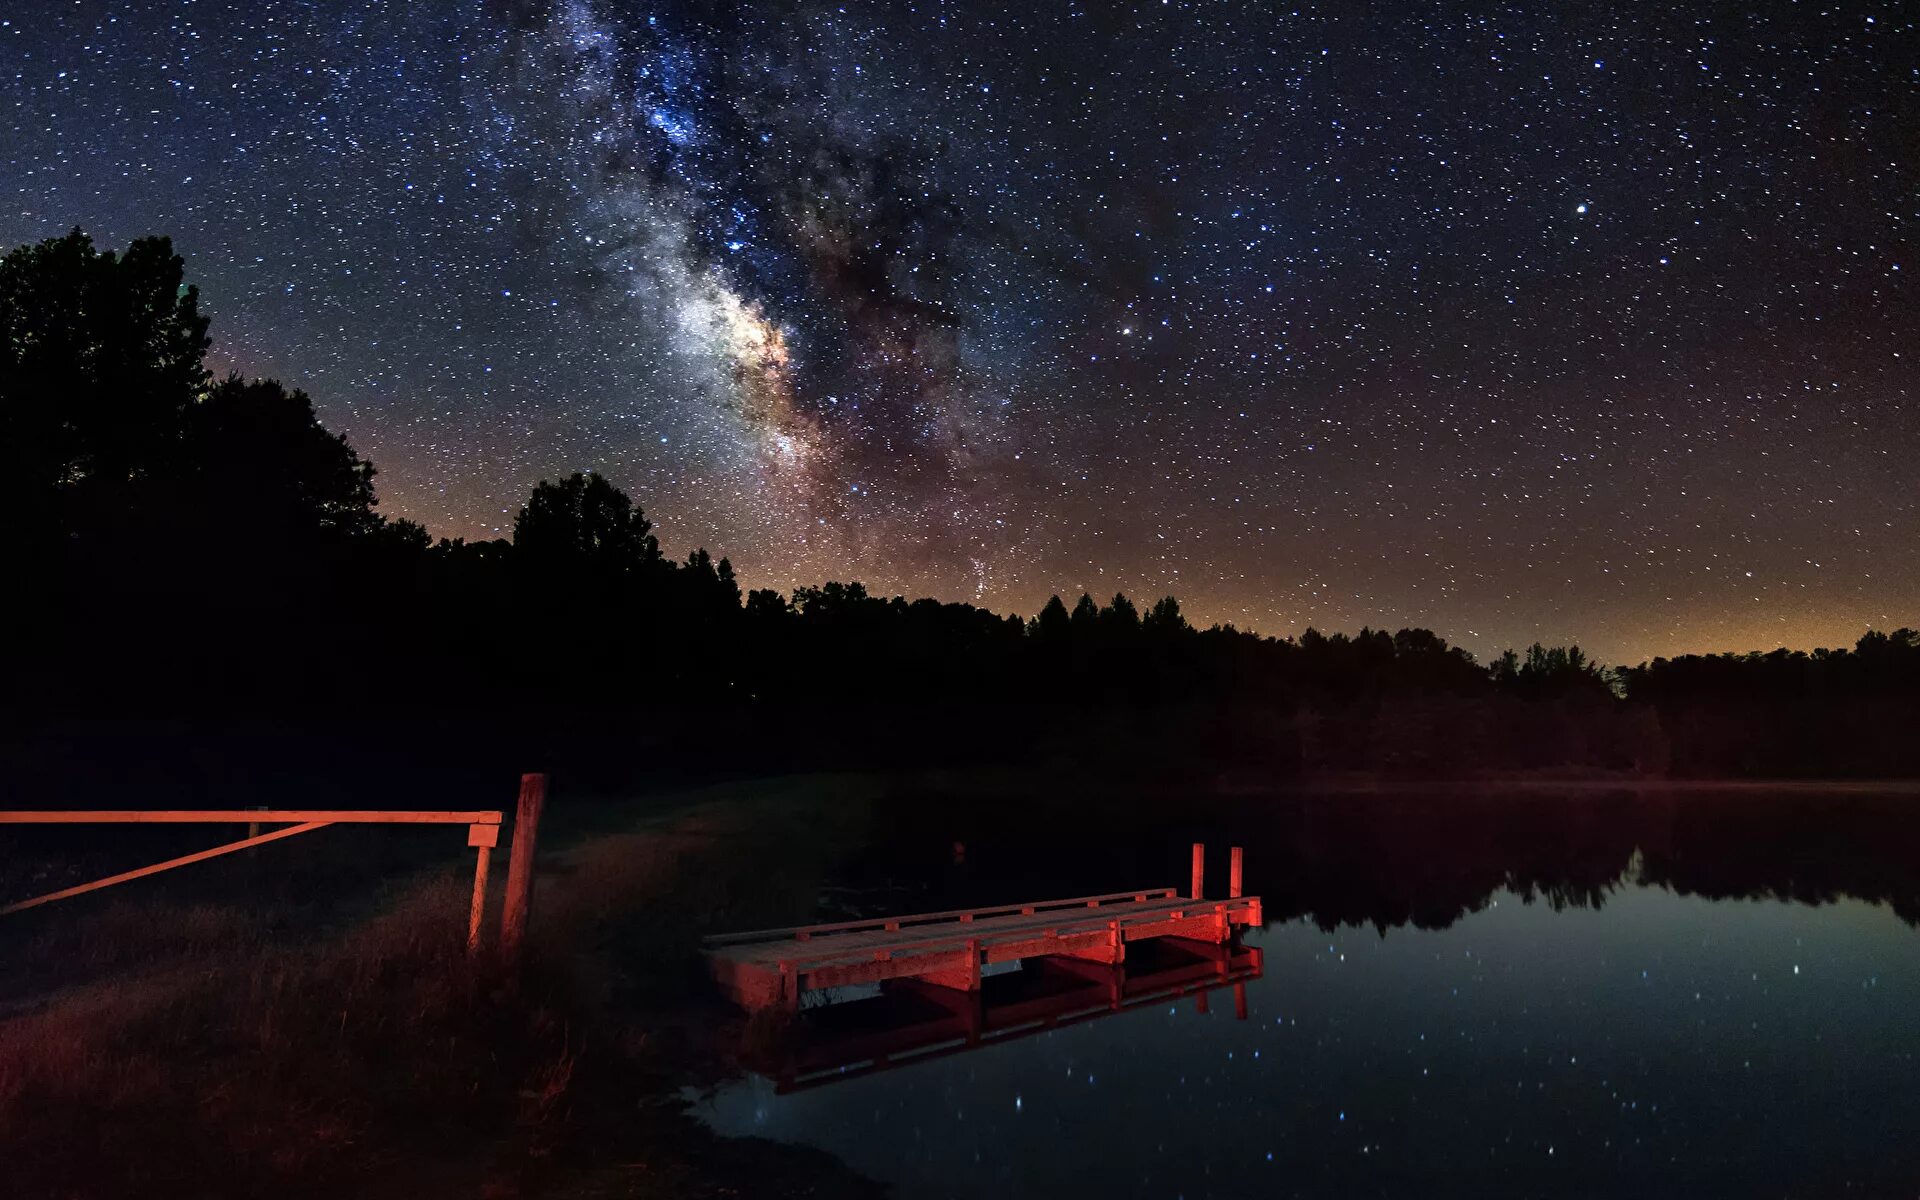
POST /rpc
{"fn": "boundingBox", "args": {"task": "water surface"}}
[699,788,1920,1196]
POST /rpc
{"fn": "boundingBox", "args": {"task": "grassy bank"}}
[0,776,895,1199]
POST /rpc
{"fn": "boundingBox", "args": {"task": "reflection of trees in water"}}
[1267,793,1920,931]
[1509,877,1618,914]
[1263,794,1643,934]
[1635,796,1920,926]
[850,789,1920,935]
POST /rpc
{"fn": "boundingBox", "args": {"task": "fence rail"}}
[0,775,546,960]
[0,809,501,825]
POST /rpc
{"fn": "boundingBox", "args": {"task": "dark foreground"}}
[0,776,894,1200]
[5,773,1920,1197]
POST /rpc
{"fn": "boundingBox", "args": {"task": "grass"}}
[0,775,897,1199]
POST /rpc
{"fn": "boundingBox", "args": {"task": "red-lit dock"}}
[704,844,1262,1012]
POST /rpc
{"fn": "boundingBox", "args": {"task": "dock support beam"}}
[1229,846,1243,898]
[1191,842,1205,900]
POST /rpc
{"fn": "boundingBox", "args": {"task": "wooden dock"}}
[704,843,1262,1012]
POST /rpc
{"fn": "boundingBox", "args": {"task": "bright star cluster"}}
[3,0,1914,661]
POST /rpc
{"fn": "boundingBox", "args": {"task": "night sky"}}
[5,1,1914,663]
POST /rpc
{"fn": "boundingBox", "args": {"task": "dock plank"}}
[702,887,1178,947]
[716,895,1229,966]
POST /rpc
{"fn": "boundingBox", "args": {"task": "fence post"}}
[1190,842,1205,900]
[466,822,499,955]
[499,772,547,968]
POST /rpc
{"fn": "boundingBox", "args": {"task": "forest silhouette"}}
[7,231,1918,781]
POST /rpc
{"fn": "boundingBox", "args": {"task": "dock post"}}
[500,772,547,969]
[1229,846,1243,898]
[1191,842,1205,900]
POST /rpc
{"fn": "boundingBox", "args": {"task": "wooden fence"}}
[0,772,547,960]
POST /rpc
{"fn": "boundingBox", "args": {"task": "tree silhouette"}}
[182,376,382,542]
[2,230,210,543]
[1100,593,1141,635]
[1069,592,1100,632]
[1495,642,1615,699]
[1031,595,1071,642]
[681,547,742,608]
[1143,596,1188,636]
[513,472,662,576]
[745,587,790,619]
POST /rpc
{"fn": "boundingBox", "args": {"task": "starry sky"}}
[4,0,1914,664]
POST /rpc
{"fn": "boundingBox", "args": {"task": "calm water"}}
[698,789,1920,1196]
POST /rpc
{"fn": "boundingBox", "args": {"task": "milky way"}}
[4,1,1915,662]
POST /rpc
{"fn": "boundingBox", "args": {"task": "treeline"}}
[6,231,1917,779]
[1621,636,1920,777]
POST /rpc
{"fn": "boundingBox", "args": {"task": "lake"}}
[697,786,1920,1196]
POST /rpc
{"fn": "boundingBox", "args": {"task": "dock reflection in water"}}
[755,939,1262,1094]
